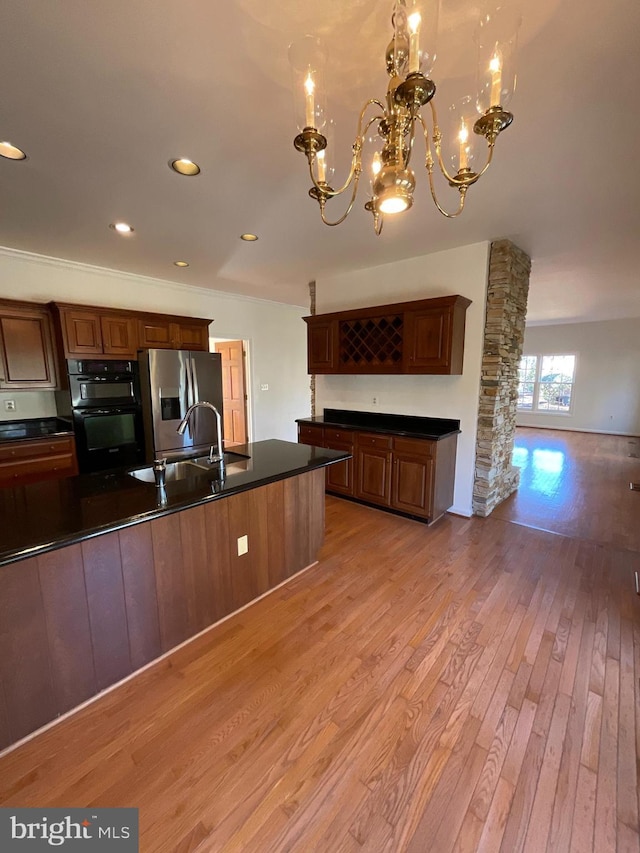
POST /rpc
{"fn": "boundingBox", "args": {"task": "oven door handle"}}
[78,408,130,416]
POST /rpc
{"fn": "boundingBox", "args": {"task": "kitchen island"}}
[0,439,349,750]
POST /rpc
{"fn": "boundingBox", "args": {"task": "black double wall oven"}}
[66,359,145,474]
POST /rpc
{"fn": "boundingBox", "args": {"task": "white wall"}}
[0,247,310,442]
[316,241,491,516]
[518,318,640,436]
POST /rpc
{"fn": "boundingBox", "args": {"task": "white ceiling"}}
[1,0,639,323]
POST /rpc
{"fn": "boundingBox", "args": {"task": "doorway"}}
[213,339,249,447]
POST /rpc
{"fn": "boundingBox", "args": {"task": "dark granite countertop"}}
[0,439,350,567]
[296,408,460,440]
[0,417,74,443]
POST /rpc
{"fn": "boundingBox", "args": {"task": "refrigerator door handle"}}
[183,358,192,439]
[192,357,200,403]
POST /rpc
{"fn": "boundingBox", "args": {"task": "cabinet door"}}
[325,442,354,496]
[306,318,336,373]
[137,318,173,350]
[0,306,58,389]
[173,321,209,352]
[391,453,434,519]
[100,315,137,357]
[356,445,392,507]
[404,306,453,373]
[62,308,104,356]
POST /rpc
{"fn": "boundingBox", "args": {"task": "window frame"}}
[516,352,577,416]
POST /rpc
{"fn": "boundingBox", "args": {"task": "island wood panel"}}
[179,505,217,635]
[0,470,327,749]
[0,556,56,745]
[82,533,132,691]
[118,524,162,671]
[38,546,97,714]
[0,682,10,753]
[226,488,270,611]
[265,479,287,587]
[202,498,233,623]
[150,513,190,653]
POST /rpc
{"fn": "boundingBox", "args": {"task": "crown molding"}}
[0,246,307,310]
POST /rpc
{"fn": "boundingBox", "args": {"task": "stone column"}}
[473,239,531,517]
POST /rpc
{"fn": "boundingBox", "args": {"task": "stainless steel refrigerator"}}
[138,348,224,461]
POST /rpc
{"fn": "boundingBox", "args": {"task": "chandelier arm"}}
[319,174,362,226]
[470,142,496,180]
[426,102,462,186]
[307,99,386,198]
[426,167,469,218]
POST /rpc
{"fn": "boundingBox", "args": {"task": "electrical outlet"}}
[4,400,16,412]
[237,534,248,556]
[372,396,378,406]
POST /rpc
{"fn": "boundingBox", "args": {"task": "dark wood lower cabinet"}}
[298,422,457,524]
[325,442,354,495]
[391,449,434,518]
[0,469,325,750]
[356,445,393,507]
[0,436,78,487]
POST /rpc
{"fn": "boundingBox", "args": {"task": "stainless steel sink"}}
[128,451,251,483]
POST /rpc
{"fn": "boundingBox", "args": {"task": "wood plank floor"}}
[1,430,639,851]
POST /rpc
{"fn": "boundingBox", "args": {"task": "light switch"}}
[260,384,269,391]
[237,534,249,556]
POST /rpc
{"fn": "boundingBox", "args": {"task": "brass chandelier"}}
[289,1,520,234]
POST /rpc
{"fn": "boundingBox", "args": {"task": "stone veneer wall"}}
[309,280,316,417]
[473,239,531,517]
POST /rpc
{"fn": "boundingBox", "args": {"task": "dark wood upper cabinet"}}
[137,317,209,352]
[101,314,137,356]
[304,294,471,375]
[173,320,209,351]
[52,303,211,358]
[0,300,59,389]
[307,318,336,372]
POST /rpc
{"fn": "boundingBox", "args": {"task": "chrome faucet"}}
[177,401,225,469]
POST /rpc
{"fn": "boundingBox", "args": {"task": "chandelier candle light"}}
[289,1,520,233]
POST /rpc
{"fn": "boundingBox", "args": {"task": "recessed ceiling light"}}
[170,158,201,176]
[0,141,27,161]
[240,233,259,241]
[109,222,135,234]
[174,260,189,268]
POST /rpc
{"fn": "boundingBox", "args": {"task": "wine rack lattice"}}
[339,314,404,366]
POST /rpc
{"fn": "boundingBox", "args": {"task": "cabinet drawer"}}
[298,424,325,446]
[0,436,75,463]
[324,427,354,446]
[0,452,75,483]
[393,436,435,458]
[357,432,392,450]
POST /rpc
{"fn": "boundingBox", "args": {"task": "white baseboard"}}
[448,505,473,518]
[516,424,639,438]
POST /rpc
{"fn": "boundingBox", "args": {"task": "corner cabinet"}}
[298,422,458,524]
[0,300,59,390]
[304,294,471,375]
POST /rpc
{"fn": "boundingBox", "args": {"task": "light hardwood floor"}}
[1,429,639,852]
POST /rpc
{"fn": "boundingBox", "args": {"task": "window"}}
[517,353,576,414]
